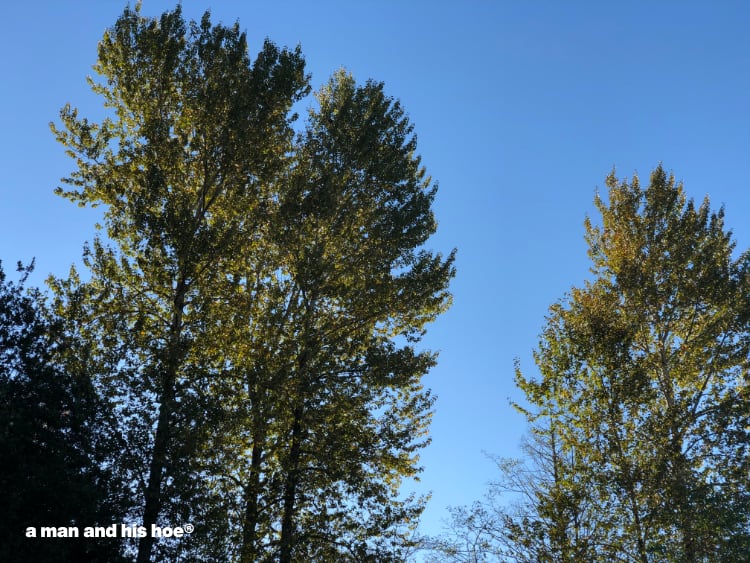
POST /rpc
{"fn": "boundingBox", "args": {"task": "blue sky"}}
[2,0,750,545]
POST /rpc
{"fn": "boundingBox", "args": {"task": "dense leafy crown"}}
[49,4,455,561]
[429,166,749,562]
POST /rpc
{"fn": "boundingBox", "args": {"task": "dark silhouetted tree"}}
[0,261,129,562]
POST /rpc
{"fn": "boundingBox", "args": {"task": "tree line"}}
[3,4,750,563]
[2,4,454,562]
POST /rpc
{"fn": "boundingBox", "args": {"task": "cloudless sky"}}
[2,0,750,548]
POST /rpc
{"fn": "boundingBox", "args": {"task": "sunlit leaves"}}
[519,165,750,561]
[433,166,750,562]
[51,4,453,561]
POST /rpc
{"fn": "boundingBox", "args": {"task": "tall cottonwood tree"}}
[52,4,454,561]
[518,166,750,561]
[51,5,308,561]
[158,71,454,563]
[431,166,750,562]
[242,71,453,562]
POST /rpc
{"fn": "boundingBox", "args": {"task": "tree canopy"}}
[430,165,750,562]
[47,4,455,561]
[10,3,747,562]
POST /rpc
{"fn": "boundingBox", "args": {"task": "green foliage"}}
[519,166,750,561]
[430,165,750,562]
[50,4,454,561]
[0,262,129,562]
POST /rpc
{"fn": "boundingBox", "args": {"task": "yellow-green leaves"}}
[516,165,750,560]
[52,5,453,562]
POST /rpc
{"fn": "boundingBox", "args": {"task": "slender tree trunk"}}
[136,376,175,563]
[240,435,265,562]
[137,282,186,563]
[279,404,303,563]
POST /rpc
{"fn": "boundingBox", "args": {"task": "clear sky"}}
[2,0,750,547]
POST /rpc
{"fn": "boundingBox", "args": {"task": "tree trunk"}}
[240,436,265,562]
[136,282,186,563]
[279,404,303,563]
